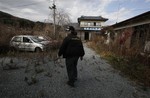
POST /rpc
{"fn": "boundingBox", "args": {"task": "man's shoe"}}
[67,81,74,87]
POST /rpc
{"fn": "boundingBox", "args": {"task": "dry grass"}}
[88,36,150,87]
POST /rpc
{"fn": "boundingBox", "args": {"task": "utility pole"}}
[49,0,56,39]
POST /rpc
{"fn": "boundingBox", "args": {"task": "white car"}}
[10,35,50,52]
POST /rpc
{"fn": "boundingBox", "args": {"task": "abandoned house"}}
[77,16,108,40]
[111,11,150,53]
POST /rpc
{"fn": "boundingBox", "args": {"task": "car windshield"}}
[30,36,44,42]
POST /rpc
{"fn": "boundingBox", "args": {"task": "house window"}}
[84,22,88,26]
[96,22,101,26]
[80,22,84,26]
[94,22,96,26]
[88,22,91,26]
[90,22,94,26]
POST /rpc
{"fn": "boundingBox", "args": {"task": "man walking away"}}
[58,26,85,87]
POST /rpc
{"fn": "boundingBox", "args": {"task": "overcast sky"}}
[0,0,150,25]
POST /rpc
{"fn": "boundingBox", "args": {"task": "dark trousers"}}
[65,57,79,83]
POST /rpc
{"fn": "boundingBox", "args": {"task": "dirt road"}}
[0,44,150,98]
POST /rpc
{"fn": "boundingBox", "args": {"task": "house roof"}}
[112,11,150,30]
[78,16,108,22]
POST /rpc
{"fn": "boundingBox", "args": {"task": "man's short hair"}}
[66,26,75,31]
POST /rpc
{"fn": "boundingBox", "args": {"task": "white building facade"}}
[78,16,108,40]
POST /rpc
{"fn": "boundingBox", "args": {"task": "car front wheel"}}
[35,47,42,53]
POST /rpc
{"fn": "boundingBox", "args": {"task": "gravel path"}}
[0,43,150,98]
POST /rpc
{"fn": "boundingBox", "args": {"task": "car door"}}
[11,36,23,50]
[23,37,33,51]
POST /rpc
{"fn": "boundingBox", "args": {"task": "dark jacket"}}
[58,33,85,58]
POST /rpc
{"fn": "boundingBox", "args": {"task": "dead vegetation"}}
[0,50,59,85]
[88,35,150,87]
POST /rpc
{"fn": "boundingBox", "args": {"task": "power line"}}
[0,1,49,8]
[0,0,20,4]
[0,1,50,12]
[14,1,47,7]
[15,2,43,7]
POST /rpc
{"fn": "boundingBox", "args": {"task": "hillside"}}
[0,11,45,29]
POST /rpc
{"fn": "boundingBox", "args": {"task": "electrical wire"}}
[14,1,46,7]
[0,1,49,8]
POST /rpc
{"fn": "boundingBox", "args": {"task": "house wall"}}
[78,31,92,40]
[113,23,150,53]
[111,11,150,54]
[78,31,84,40]
[79,20,104,40]
[131,24,150,51]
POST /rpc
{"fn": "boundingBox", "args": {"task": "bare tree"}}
[55,9,71,26]
[49,8,72,39]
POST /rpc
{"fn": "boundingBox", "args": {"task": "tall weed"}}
[88,36,150,87]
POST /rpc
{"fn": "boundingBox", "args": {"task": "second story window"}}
[84,22,88,26]
[90,22,94,26]
[80,22,84,26]
[94,22,96,26]
[96,22,101,26]
[88,22,91,26]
